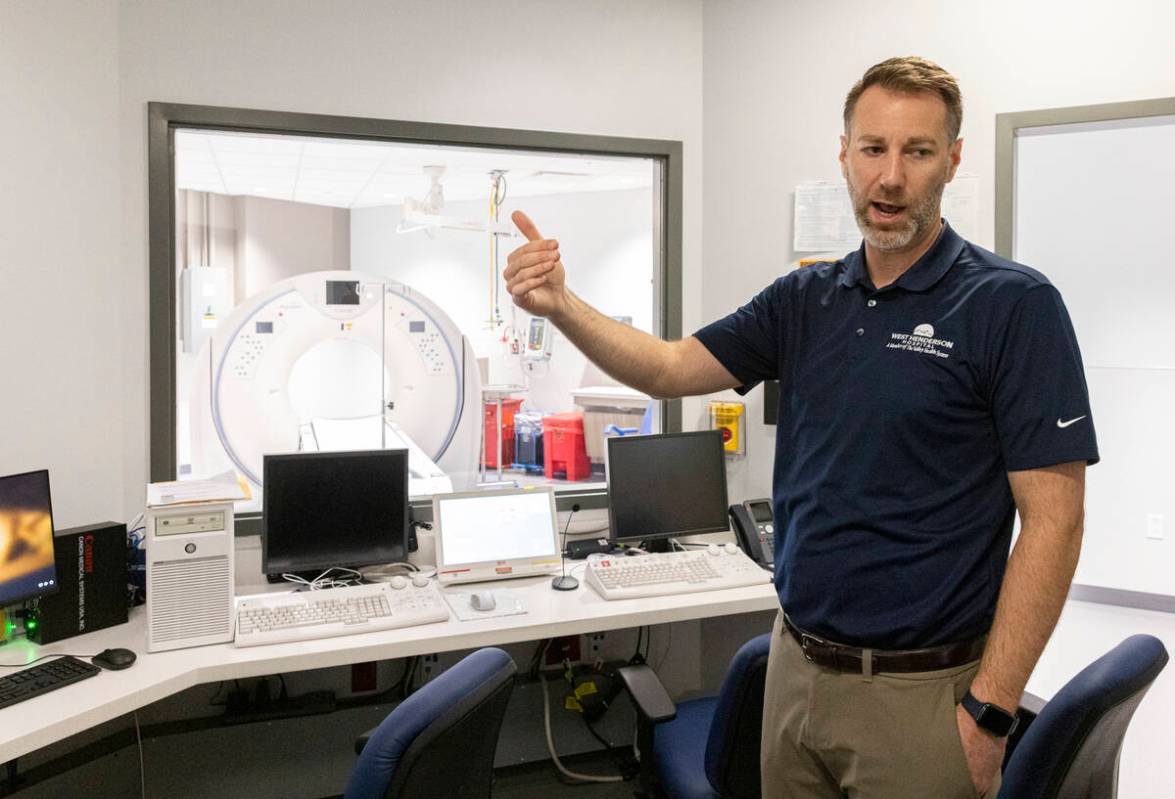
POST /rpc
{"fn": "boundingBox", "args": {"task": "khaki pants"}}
[760,611,1000,799]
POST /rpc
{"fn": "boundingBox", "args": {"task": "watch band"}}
[961,689,1019,737]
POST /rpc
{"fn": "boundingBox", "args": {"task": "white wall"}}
[702,3,1175,796]
[0,1,123,528]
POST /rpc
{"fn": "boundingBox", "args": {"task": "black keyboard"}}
[0,656,101,710]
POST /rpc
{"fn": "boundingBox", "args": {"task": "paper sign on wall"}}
[793,174,979,253]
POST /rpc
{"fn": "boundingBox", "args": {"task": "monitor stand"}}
[643,538,673,554]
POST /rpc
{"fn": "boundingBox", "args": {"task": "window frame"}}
[147,102,684,534]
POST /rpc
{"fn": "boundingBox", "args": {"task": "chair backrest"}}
[704,632,772,799]
[343,647,517,799]
[999,634,1168,799]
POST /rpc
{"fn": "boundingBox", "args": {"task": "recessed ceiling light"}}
[254,187,269,192]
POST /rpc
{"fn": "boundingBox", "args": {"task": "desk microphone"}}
[551,503,580,591]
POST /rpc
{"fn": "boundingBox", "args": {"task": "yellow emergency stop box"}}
[708,401,745,456]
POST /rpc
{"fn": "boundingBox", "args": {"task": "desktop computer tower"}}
[30,521,129,644]
[145,501,235,652]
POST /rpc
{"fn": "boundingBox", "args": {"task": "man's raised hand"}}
[504,210,567,319]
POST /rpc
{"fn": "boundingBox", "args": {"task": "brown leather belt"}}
[782,614,986,674]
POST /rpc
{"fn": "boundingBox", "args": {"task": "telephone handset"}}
[729,498,775,568]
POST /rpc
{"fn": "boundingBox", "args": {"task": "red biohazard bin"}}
[542,412,592,481]
[482,398,524,469]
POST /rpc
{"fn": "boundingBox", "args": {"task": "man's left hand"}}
[955,703,1006,797]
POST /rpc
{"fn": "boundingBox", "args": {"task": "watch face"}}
[977,705,1019,737]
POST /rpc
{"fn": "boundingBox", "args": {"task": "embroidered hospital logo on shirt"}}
[887,324,955,359]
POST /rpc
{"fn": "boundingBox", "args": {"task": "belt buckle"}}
[799,632,823,664]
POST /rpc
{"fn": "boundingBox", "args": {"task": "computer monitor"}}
[0,470,59,606]
[262,449,409,578]
[606,430,730,551]
[433,487,561,584]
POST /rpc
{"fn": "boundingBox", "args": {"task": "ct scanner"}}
[188,270,482,511]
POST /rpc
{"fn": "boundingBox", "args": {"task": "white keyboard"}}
[234,580,450,648]
[585,545,771,600]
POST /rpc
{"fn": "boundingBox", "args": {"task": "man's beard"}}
[847,178,945,252]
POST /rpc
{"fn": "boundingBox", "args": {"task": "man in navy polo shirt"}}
[504,56,1096,798]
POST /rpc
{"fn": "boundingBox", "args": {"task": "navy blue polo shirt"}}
[695,222,1099,649]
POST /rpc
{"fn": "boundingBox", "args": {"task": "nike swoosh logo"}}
[1056,416,1087,428]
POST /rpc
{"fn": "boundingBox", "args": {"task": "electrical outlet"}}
[420,653,440,684]
[587,632,606,660]
[1147,514,1165,540]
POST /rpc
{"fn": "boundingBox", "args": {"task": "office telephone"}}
[729,498,775,568]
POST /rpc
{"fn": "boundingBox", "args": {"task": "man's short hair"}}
[843,57,963,142]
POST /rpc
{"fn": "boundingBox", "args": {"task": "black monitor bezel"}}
[0,468,61,607]
[261,449,410,576]
[605,430,730,544]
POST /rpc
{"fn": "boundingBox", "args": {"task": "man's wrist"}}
[960,689,1019,738]
[967,675,1019,713]
[546,289,575,328]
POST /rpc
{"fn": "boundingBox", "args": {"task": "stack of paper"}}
[147,470,251,507]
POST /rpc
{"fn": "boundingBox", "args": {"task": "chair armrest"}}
[1018,691,1047,717]
[1003,690,1047,768]
[355,727,375,755]
[617,663,676,723]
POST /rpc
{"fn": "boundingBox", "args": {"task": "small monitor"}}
[0,470,59,606]
[263,449,409,577]
[749,501,773,523]
[325,280,360,305]
[606,430,730,548]
[433,487,561,585]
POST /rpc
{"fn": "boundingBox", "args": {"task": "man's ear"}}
[839,134,849,179]
[946,137,963,182]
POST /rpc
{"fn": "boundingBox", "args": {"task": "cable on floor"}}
[134,710,145,799]
[538,641,624,784]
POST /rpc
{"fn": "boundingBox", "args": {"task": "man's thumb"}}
[512,210,543,242]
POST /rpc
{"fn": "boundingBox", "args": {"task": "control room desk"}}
[0,575,778,763]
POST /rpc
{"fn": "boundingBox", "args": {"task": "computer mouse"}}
[470,591,496,611]
[92,648,137,670]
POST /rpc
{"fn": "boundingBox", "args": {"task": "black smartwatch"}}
[961,689,1019,737]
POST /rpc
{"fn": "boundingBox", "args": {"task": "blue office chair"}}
[999,634,1168,799]
[343,647,517,799]
[619,632,770,799]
